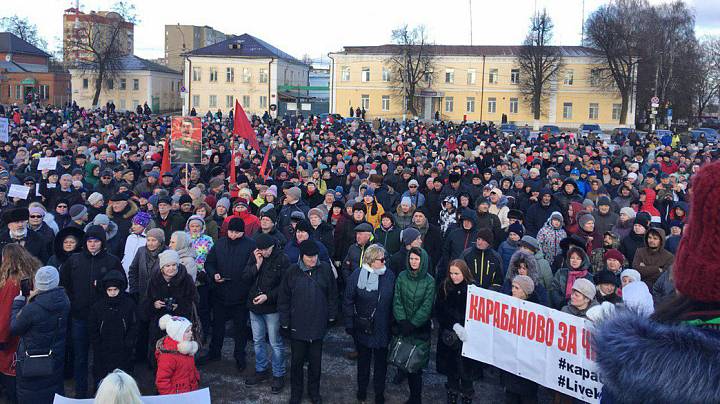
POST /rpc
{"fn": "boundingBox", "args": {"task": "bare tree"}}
[693,36,720,118]
[585,0,648,124]
[386,25,436,117]
[112,1,140,24]
[517,10,563,121]
[0,15,48,50]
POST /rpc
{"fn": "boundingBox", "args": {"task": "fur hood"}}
[105,200,139,220]
[156,336,199,356]
[593,310,720,404]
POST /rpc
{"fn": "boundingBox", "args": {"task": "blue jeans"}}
[249,312,285,377]
[71,318,89,397]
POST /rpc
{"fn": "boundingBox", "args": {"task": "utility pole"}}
[469,0,473,45]
[580,0,585,45]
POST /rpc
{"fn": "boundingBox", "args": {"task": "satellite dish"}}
[5,54,12,62]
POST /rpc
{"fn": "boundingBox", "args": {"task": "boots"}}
[446,385,459,404]
[461,394,473,404]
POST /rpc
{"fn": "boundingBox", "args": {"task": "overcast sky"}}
[5,0,720,61]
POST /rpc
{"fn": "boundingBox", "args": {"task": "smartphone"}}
[20,278,31,297]
[221,277,232,282]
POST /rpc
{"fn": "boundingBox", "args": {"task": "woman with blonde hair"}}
[94,369,142,404]
[0,244,41,403]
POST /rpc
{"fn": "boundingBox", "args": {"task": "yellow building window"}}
[133,79,139,91]
[192,67,201,82]
[445,69,454,84]
[445,97,454,112]
[466,97,475,113]
[509,98,518,114]
[382,68,390,82]
[361,95,369,110]
[226,68,234,82]
[361,68,370,82]
[209,68,218,82]
[564,70,574,85]
[489,69,498,84]
[467,69,476,85]
[511,69,520,84]
[488,97,496,113]
[341,66,350,81]
[382,95,390,111]
[209,95,217,108]
[243,95,250,108]
[612,103,622,120]
[563,102,573,119]
[243,68,251,83]
[589,103,599,120]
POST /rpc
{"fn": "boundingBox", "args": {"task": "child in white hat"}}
[154,314,199,395]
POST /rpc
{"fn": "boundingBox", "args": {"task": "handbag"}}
[441,329,460,350]
[354,290,381,335]
[387,335,429,374]
[18,318,60,378]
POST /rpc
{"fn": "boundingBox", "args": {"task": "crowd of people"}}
[0,99,718,404]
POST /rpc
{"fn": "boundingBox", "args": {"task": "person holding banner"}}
[549,246,594,310]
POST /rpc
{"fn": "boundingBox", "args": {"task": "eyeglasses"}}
[375,257,386,263]
[57,205,68,209]
[29,215,44,219]
[409,185,417,188]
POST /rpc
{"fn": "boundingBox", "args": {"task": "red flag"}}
[259,145,272,179]
[233,100,260,151]
[160,135,171,175]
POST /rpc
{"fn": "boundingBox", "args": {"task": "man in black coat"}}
[59,225,125,398]
[0,207,50,265]
[461,228,503,290]
[525,188,562,237]
[202,217,256,371]
[409,207,442,275]
[278,240,338,404]
[475,199,503,249]
[150,196,185,242]
[439,209,479,277]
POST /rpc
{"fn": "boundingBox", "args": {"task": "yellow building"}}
[69,54,182,112]
[183,34,309,116]
[329,45,635,128]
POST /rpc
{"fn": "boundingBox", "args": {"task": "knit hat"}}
[256,233,276,250]
[674,160,720,302]
[519,235,540,252]
[28,206,45,217]
[179,194,193,205]
[603,249,625,264]
[352,202,366,213]
[620,269,642,283]
[146,228,165,244]
[401,227,421,246]
[408,179,419,188]
[132,211,152,227]
[286,186,302,201]
[87,192,104,206]
[508,222,524,238]
[233,197,250,209]
[266,185,278,198]
[400,196,412,207]
[597,196,612,207]
[578,213,595,229]
[549,211,564,225]
[476,227,494,245]
[92,214,110,226]
[299,239,319,257]
[158,249,179,269]
[364,187,375,197]
[295,220,313,234]
[620,207,636,219]
[512,275,535,297]
[228,217,245,233]
[159,314,192,343]
[572,278,596,300]
[216,197,231,210]
[595,270,618,286]
[583,199,595,209]
[260,209,277,223]
[35,266,60,291]
[290,211,305,221]
[633,216,649,231]
[69,204,88,221]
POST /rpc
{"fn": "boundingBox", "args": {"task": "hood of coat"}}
[405,248,430,278]
[507,249,540,283]
[157,335,199,356]
[106,200,139,220]
[641,188,657,208]
[566,245,591,271]
[84,219,118,241]
[83,225,107,253]
[185,214,206,234]
[29,286,68,312]
[593,310,720,404]
[645,227,667,249]
[53,226,85,260]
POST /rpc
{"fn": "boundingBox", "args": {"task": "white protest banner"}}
[0,117,8,143]
[53,387,211,404]
[462,286,601,403]
[8,184,30,200]
[38,157,58,171]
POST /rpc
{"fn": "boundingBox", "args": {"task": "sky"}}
[4,0,720,62]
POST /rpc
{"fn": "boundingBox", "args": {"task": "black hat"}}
[256,233,276,250]
[71,168,84,176]
[260,210,277,223]
[101,169,113,177]
[102,270,127,291]
[295,220,313,234]
[507,209,524,221]
[476,227,494,245]
[299,239,319,257]
[110,192,129,202]
[179,194,193,205]
[352,202,366,213]
[157,196,172,206]
[162,172,174,178]
[2,207,29,224]
[449,172,461,183]
[228,217,245,233]
[594,270,617,286]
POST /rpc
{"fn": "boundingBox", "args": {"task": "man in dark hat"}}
[148,196,185,242]
[460,227,503,290]
[255,209,287,248]
[0,207,49,264]
[94,169,116,201]
[106,191,138,251]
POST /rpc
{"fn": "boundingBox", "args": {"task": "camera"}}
[163,297,175,313]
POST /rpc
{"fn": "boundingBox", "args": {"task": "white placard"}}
[0,117,8,143]
[8,184,30,200]
[53,388,210,403]
[38,157,58,171]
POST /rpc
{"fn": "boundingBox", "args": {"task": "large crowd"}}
[0,100,718,404]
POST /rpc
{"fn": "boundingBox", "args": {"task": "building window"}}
[40,85,49,99]
[210,68,218,82]
[242,68,251,83]
[361,68,370,82]
[612,103,622,120]
[242,95,250,108]
[83,78,89,89]
[341,66,350,81]
[120,99,126,109]
[489,69,498,84]
[15,85,20,99]
[361,94,369,110]
[106,79,113,90]
[132,100,139,109]
[209,95,217,108]
[192,67,201,81]
[488,97,497,113]
[382,68,390,82]
[226,95,234,108]
[590,69,601,87]
[445,97,454,112]
[192,95,200,107]
[466,97,475,113]
[382,95,390,111]
[445,69,454,84]
[259,95,267,108]
[467,69,476,85]
[226,67,234,82]
[171,81,174,91]
[589,103,599,120]
[511,69,520,84]
[564,69,574,85]
[120,78,126,90]
[563,102,573,119]
[133,79,139,91]
[259,68,268,83]
[509,98,519,114]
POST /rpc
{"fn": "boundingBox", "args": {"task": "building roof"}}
[186,33,303,64]
[336,44,602,58]
[0,32,51,58]
[74,54,180,75]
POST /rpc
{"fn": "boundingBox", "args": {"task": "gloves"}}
[280,326,291,339]
[328,318,337,326]
[453,323,467,342]
[345,328,354,336]
[399,320,414,336]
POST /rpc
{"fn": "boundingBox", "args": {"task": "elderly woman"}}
[561,278,599,319]
[343,244,396,404]
[46,227,84,269]
[169,231,198,282]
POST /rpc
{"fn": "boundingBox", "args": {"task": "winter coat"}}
[121,232,147,275]
[561,300,599,318]
[435,281,481,377]
[155,336,200,395]
[220,211,261,238]
[611,217,633,240]
[0,228,50,265]
[243,245,289,315]
[476,211,503,249]
[632,228,674,290]
[549,248,594,310]
[460,246,503,290]
[498,239,519,276]
[537,218,567,263]
[342,265,396,348]
[620,230,647,266]
[311,221,335,259]
[144,266,198,339]
[363,198,385,229]
[46,226,84,270]
[60,226,126,320]
[342,242,373,282]
[501,250,550,306]
[176,246,198,283]
[593,210,619,237]
[150,212,186,243]
[394,207,415,231]
[374,225,401,256]
[278,260,338,341]
[278,201,310,232]
[411,222,443,274]
[204,236,256,306]
[441,212,479,271]
[0,280,20,376]
[525,193,562,238]
[128,246,165,298]
[105,202,139,254]
[285,238,330,266]
[11,287,70,403]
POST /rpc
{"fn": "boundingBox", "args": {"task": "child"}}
[155,314,200,395]
[89,270,137,385]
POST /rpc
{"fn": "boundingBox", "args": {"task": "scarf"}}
[357,263,386,292]
[566,269,589,299]
[298,259,312,272]
[10,227,28,241]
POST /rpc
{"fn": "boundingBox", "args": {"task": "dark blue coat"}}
[342,267,396,348]
[205,235,256,306]
[284,239,330,265]
[11,287,71,403]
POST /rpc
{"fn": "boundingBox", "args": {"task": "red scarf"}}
[566,269,589,299]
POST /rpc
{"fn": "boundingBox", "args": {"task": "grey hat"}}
[408,179,419,187]
[87,192,104,206]
[290,211,305,221]
[69,204,88,221]
[287,186,302,201]
[92,214,110,226]
[572,278,596,301]
[354,222,374,233]
[519,235,540,252]
[401,227,421,246]
[216,197,231,211]
[158,250,179,269]
[512,275,535,297]
[147,228,166,244]
[513,175,524,184]
[35,266,60,291]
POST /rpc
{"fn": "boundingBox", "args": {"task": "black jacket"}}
[128,246,165,298]
[0,228,50,265]
[461,246,503,290]
[312,221,335,259]
[144,265,197,324]
[46,226,84,269]
[205,235,256,305]
[278,260,338,341]
[243,245,289,314]
[435,281,481,378]
[151,212,185,244]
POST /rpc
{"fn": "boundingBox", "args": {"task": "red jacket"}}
[0,280,20,376]
[155,337,200,395]
[220,211,260,238]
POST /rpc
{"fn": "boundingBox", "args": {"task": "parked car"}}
[613,127,633,137]
[580,123,602,135]
[499,123,518,134]
[699,127,719,142]
[540,125,561,135]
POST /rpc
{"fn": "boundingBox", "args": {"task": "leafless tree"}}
[693,36,720,118]
[0,15,47,50]
[386,25,436,117]
[517,10,563,121]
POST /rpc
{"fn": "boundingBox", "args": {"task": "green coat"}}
[393,248,436,339]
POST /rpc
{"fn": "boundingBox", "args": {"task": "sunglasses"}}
[57,205,68,209]
[375,257,386,263]
[29,215,43,219]
[409,185,418,188]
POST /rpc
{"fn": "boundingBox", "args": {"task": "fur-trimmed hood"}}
[156,335,199,356]
[593,310,720,404]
